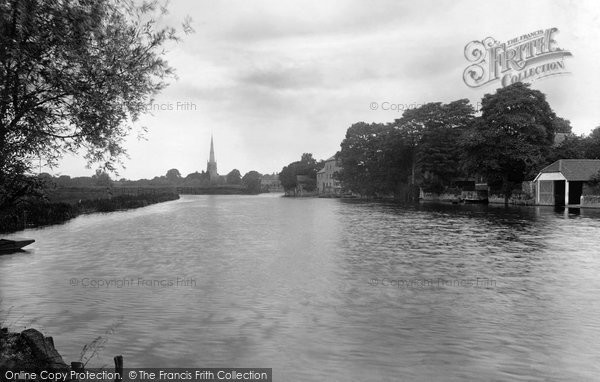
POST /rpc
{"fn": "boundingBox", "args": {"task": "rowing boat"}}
[0,238,35,253]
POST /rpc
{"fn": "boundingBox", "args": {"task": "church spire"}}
[207,134,218,182]
[209,134,215,163]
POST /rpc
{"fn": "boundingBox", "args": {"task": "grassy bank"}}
[0,192,179,234]
[177,185,259,195]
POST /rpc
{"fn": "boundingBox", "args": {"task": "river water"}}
[1,194,600,381]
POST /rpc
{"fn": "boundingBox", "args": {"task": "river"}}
[1,194,600,381]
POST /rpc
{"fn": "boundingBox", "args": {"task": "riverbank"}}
[0,192,179,234]
[0,327,68,371]
[421,189,600,208]
[421,196,600,208]
[177,185,261,195]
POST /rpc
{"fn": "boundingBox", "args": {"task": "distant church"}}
[206,135,219,182]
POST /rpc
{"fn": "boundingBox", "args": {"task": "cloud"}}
[238,62,325,91]
[54,0,600,178]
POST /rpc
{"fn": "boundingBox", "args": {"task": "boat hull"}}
[0,238,35,254]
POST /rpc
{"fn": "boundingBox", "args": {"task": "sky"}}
[53,0,600,180]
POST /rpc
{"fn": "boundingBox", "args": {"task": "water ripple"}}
[2,196,600,380]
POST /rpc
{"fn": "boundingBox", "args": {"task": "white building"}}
[317,156,342,195]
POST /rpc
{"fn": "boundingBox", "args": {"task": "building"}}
[533,159,600,206]
[206,135,218,183]
[317,156,342,195]
[261,173,282,192]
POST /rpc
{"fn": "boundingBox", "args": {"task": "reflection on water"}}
[2,195,600,380]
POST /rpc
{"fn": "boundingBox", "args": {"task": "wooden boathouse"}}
[534,159,600,206]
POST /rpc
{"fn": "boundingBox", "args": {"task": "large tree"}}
[226,169,242,185]
[0,0,191,209]
[165,168,182,184]
[393,100,475,189]
[279,164,297,192]
[242,170,262,194]
[337,122,409,197]
[462,82,563,203]
[278,153,322,193]
[391,105,435,186]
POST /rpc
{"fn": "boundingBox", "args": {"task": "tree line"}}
[39,168,264,193]
[333,83,600,202]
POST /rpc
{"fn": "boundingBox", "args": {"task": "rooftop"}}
[539,159,600,181]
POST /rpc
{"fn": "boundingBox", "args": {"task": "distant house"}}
[261,173,282,192]
[316,156,342,195]
[533,159,600,206]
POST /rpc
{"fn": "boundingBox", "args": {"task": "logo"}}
[463,28,572,88]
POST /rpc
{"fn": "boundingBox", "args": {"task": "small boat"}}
[0,238,35,254]
[461,189,489,204]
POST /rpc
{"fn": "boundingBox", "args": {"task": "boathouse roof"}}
[538,159,600,181]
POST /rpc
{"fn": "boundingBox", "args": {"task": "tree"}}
[242,171,262,193]
[0,0,192,209]
[150,175,168,185]
[552,117,573,134]
[70,176,94,187]
[462,82,561,203]
[226,169,242,185]
[394,100,475,188]
[546,135,587,163]
[56,175,72,187]
[337,122,410,197]
[92,169,112,187]
[392,105,437,185]
[279,165,297,192]
[165,168,182,184]
[297,153,319,178]
[584,126,600,159]
[183,171,208,186]
[337,122,384,195]
[278,153,323,193]
[587,169,600,195]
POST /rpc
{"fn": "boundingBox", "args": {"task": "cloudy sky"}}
[54,0,600,180]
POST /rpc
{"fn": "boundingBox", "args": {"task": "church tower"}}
[206,135,218,182]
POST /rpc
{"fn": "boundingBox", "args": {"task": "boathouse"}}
[533,159,600,206]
